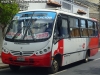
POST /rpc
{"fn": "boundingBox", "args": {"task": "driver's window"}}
[61,19,68,37]
[55,18,69,38]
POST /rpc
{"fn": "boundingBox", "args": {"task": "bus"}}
[1,9,99,73]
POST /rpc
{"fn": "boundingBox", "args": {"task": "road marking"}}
[49,69,67,75]
[1,57,100,74]
[93,58,100,61]
[49,57,100,75]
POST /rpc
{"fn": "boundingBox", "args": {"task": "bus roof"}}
[18,9,97,22]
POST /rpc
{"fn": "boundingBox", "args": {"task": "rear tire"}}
[9,65,20,72]
[48,59,59,74]
[84,52,89,63]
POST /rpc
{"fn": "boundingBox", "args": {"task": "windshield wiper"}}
[23,12,35,40]
[28,27,36,41]
[22,26,36,41]
[12,12,35,40]
[12,26,24,40]
[22,26,28,40]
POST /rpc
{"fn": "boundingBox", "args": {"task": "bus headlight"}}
[35,47,51,55]
[2,47,9,54]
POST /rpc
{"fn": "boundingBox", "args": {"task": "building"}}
[87,0,99,21]
[18,3,29,11]
[16,0,29,11]
[74,0,99,22]
[28,0,89,17]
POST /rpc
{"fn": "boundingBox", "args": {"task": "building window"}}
[62,2,71,10]
[64,0,73,2]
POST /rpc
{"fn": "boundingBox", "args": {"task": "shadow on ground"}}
[0,59,94,75]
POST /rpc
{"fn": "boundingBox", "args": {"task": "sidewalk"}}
[0,53,9,69]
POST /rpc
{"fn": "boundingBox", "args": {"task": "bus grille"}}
[10,50,35,56]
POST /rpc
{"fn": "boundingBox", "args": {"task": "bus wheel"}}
[48,59,59,74]
[9,65,20,71]
[84,52,89,63]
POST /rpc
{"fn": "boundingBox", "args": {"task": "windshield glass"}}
[5,11,56,42]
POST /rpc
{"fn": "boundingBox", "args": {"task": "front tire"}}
[9,65,20,72]
[48,59,59,74]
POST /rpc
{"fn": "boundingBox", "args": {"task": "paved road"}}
[0,52,100,75]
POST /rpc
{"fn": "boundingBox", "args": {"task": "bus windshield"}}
[5,11,56,42]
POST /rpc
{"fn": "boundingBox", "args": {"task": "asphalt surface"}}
[0,52,100,75]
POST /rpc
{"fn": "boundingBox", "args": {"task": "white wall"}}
[72,4,89,17]
[27,0,89,17]
[28,3,57,10]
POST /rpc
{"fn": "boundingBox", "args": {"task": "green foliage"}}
[0,0,19,26]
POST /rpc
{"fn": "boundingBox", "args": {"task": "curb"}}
[0,65,9,69]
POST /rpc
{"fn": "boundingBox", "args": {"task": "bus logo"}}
[82,43,85,49]
[20,52,23,56]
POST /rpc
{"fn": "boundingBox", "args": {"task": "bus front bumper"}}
[1,52,51,67]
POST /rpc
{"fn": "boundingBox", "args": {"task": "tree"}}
[0,0,19,38]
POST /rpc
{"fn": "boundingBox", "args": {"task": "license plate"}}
[17,57,25,61]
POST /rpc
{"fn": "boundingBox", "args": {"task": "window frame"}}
[80,19,88,38]
[69,16,80,38]
[87,20,97,37]
[54,13,99,39]
[60,14,70,39]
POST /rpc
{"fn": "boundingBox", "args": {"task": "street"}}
[0,52,100,75]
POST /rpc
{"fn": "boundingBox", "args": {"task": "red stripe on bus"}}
[54,39,64,65]
[88,37,99,56]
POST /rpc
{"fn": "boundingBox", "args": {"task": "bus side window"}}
[61,19,69,37]
[69,17,80,37]
[80,19,88,37]
[55,18,69,38]
[94,22,98,37]
[54,14,69,38]
[88,21,94,37]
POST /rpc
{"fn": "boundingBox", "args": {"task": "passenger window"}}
[70,17,80,37]
[93,22,98,37]
[81,20,86,28]
[88,21,95,37]
[80,19,88,37]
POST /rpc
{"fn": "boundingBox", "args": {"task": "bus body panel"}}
[1,9,99,70]
[1,39,52,67]
[1,51,51,67]
[52,37,99,66]
[2,40,50,52]
[89,37,99,56]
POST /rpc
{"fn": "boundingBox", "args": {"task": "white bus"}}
[1,9,99,73]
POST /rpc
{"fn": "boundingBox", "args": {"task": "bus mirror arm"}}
[53,36,64,44]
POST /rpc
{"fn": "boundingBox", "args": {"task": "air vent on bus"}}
[10,50,34,56]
